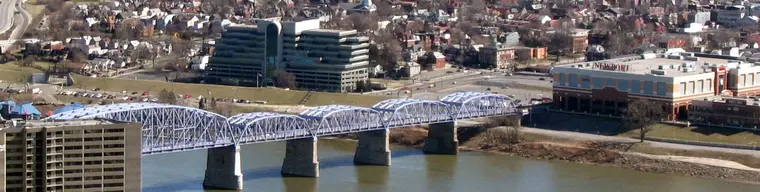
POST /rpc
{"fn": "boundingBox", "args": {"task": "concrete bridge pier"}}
[423,121,459,155]
[203,145,243,190]
[281,137,319,177]
[354,129,391,165]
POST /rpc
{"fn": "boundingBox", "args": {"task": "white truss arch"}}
[440,92,516,118]
[46,103,234,155]
[373,98,452,127]
[300,105,384,135]
[228,112,311,144]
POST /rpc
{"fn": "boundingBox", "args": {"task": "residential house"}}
[498,32,520,46]
[513,47,547,61]
[478,38,514,69]
[658,35,689,49]
[687,11,711,25]
[570,29,590,54]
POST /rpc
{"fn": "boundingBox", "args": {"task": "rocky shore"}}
[339,126,760,185]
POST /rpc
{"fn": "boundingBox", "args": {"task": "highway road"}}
[9,0,31,40]
[0,0,18,36]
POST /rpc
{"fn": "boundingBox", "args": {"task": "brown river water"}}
[142,139,760,192]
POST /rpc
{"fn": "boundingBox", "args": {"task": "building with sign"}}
[0,119,142,191]
[205,18,370,92]
[551,53,760,120]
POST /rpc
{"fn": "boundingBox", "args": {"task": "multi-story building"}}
[551,53,760,120]
[206,18,371,92]
[689,96,760,128]
[284,28,370,92]
[714,5,746,26]
[1,119,141,192]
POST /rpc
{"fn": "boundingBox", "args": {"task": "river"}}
[142,139,759,192]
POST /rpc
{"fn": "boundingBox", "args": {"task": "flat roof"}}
[556,55,731,77]
[1,119,120,132]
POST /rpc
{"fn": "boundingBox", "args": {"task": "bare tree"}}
[350,14,376,34]
[275,71,297,89]
[158,89,177,104]
[623,100,665,143]
[20,55,35,67]
[547,31,573,55]
[373,27,402,71]
[201,0,234,16]
[131,44,153,66]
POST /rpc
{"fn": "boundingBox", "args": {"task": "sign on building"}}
[0,144,4,152]
[593,63,631,71]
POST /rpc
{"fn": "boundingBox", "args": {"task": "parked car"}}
[92,88,101,91]
[132,92,139,95]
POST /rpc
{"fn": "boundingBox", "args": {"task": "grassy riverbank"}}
[345,126,760,185]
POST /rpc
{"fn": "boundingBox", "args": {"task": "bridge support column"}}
[354,129,391,165]
[281,137,319,177]
[203,145,243,190]
[423,121,459,155]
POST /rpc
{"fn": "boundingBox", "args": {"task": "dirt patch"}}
[460,129,760,184]
[331,126,760,184]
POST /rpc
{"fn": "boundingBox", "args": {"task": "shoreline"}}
[330,127,760,185]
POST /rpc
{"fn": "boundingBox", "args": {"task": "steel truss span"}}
[45,103,235,155]
[46,92,518,154]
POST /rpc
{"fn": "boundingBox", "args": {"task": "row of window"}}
[679,79,714,95]
[557,74,669,96]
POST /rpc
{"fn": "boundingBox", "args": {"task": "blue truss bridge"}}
[45,91,520,190]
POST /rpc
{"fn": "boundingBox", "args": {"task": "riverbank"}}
[337,126,760,185]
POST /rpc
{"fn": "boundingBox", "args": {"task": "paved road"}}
[0,0,18,36]
[9,0,30,40]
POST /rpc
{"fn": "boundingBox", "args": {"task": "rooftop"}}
[556,53,734,77]
[1,119,118,131]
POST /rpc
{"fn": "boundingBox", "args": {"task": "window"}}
[741,74,747,87]
[657,82,667,96]
[687,81,695,94]
[104,144,124,148]
[104,136,124,141]
[104,160,125,164]
[580,75,591,88]
[568,74,578,87]
[644,81,654,95]
[559,73,566,86]
[105,129,124,133]
[606,78,615,87]
[104,167,124,172]
[84,161,102,165]
[84,137,102,142]
[707,79,713,91]
[83,184,102,188]
[631,80,641,93]
[698,80,704,93]
[751,73,755,85]
[618,79,628,91]
[84,176,102,180]
[593,77,604,88]
[680,82,687,95]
